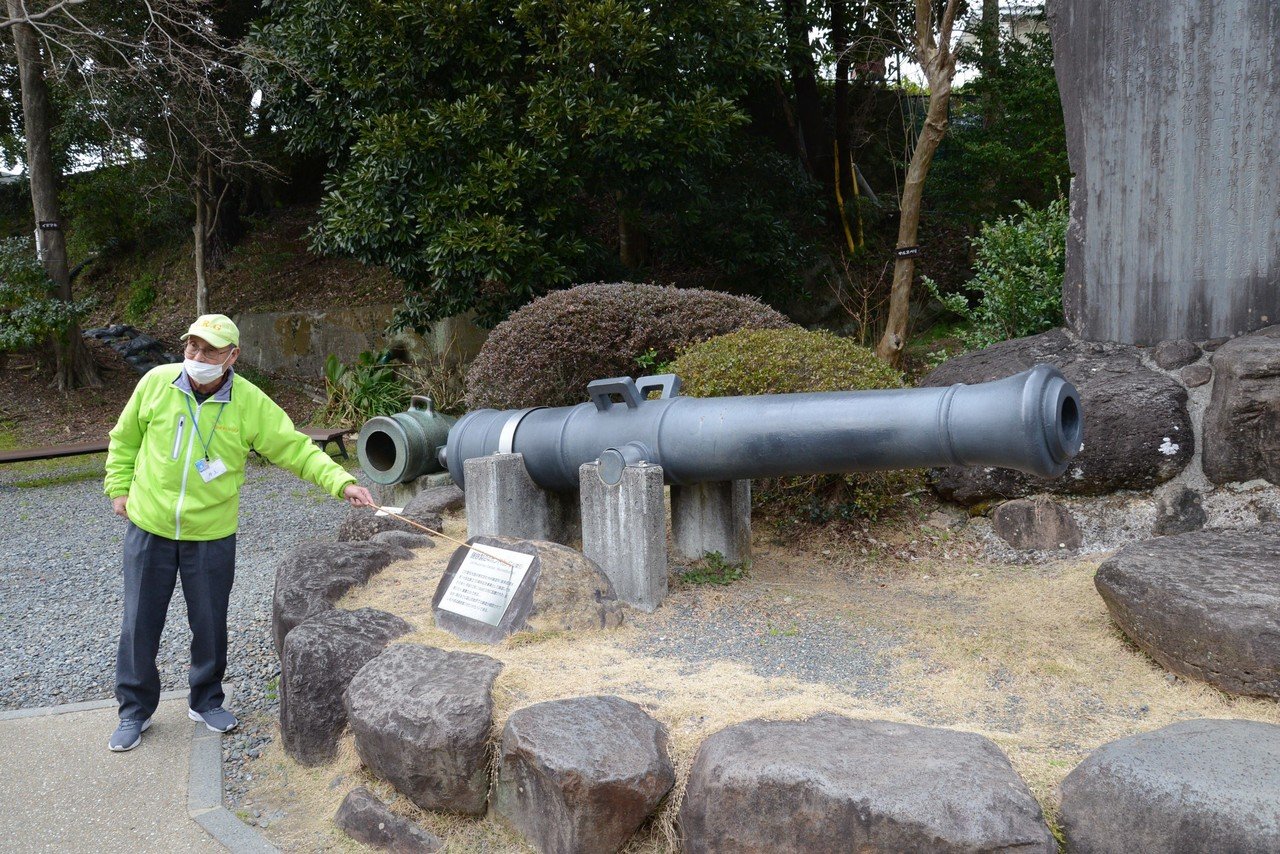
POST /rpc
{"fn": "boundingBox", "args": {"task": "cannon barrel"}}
[367,363,1081,492]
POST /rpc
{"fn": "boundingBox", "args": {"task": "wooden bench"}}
[0,439,110,465]
[301,427,351,459]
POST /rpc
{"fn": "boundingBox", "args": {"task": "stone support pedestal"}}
[579,462,666,612]
[671,480,751,564]
[373,471,454,510]
[464,453,577,543]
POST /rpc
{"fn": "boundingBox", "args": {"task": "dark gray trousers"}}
[115,521,236,721]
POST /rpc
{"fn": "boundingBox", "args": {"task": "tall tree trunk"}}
[876,86,951,362]
[831,0,851,191]
[782,0,828,183]
[7,1,100,390]
[831,0,860,253]
[617,192,646,269]
[194,154,210,315]
[980,0,1000,129]
[875,0,960,365]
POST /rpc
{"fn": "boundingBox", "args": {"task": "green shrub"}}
[925,196,1067,350]
[323,351,409,428]
[465,283,793,410]
[123,274,158,322]
[671,328,922,523]
[0,238,95,352]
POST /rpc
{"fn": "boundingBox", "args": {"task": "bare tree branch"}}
[15,0,273,184]
[0,0,86,31]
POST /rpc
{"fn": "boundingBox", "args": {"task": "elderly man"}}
[103,314,374,752]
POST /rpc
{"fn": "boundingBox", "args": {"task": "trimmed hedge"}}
[465,283,792,410]
[670,328,923,522]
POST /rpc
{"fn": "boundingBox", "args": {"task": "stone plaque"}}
[1050,0,1280,344]
[432,536,541,643]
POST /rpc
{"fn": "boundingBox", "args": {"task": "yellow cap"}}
[180,314,239,349]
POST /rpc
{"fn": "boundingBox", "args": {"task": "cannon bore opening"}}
[363,430,398,473]
[1059,395,1082,450]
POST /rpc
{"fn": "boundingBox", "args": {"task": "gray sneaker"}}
[109,717,153,752]
[188,706,237,733]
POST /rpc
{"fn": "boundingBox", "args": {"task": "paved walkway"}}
[0,689,274,853]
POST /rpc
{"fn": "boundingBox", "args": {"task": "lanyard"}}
[184,395,226,461]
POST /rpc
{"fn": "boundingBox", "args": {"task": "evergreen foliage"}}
[250,0,796,326]
[322,351,410,427]
[929,30,1069,224]
[0,238,95,352]
[925,195,1068,350]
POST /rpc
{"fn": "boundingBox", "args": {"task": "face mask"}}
[184,354,231,385]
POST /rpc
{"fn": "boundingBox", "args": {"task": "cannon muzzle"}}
[357,395,457,485]
[361,364,1083,492]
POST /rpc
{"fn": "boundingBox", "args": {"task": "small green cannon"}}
[357,395,456,485]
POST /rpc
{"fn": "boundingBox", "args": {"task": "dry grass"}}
[244,510,1280,852]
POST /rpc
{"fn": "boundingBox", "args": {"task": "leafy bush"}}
[323,351,409,428]
[465,283,793,410]
[0,238,95,352]
[123,273,158,322]
[925,196,1067,350]
[671,328,922,523]
[252,0,777,327]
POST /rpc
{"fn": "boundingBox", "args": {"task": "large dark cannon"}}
[359,364,1083,493]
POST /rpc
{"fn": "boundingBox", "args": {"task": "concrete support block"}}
[579,462,666,612]
[464,453,575,542]
[671,480,751,564]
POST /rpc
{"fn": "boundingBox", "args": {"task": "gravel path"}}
[0,459,356,807]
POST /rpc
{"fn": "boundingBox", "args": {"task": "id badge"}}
[196,457,228,483]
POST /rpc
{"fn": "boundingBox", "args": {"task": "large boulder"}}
[1202,325,1280,485]
[334,786,443,853]
[433,537,624,644]
[403,483,466,516]
[1094,527,1280,697]
[680,714,1054,853]
[921,329,1193,505]
[345,644,503,814]
[991,496,1083,551]
[492,695,675,854]
[271,540,411,657]
[1152,339,1202,370]
[280,608,411,765]
[1059,719,1280,854]
[371,530,437,549]
[1151,486,1207,536]
[339,505,444,543]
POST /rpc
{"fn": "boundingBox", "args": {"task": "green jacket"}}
[104,364,356,541]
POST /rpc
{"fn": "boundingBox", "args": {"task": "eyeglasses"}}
[184,342,235,360]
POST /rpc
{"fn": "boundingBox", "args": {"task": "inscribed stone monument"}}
[1049,0,1280,343]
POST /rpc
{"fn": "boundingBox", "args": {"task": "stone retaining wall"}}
[235,307,487,376]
